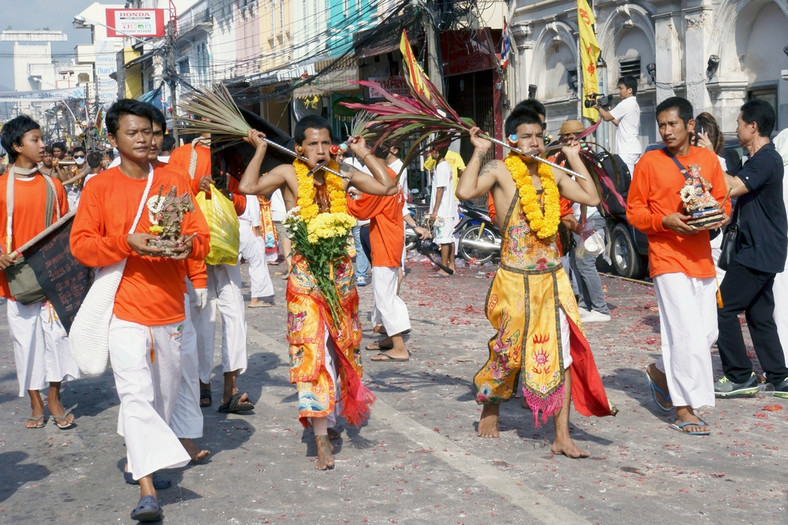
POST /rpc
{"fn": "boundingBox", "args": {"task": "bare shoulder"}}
[480,159,503,177]
[339,161,361,177]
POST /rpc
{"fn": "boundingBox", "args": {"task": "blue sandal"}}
[645,368,673,412]
[130,495,162,522]
[670,419,711,436]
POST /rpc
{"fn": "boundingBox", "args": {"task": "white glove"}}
[195,288,208,312]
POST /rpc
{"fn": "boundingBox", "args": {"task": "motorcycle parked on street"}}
[456,201,501,265]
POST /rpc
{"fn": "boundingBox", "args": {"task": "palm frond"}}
[175,84,251,141]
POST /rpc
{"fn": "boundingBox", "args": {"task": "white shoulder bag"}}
[69,166,154,376]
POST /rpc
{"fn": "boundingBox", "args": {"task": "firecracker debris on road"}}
[0,255,784,524]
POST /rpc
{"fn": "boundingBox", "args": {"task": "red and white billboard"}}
[105,9,165,38]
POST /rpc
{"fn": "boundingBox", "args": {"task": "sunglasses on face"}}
[73,155,85,159]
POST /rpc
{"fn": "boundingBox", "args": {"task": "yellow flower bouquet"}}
[284,207,357,321]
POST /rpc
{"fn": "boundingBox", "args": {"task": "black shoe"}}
[130,495,162,522]
[773,377,788,399]
[714,372,759,398]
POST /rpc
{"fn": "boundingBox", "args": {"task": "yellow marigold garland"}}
[293,159,346,222]
[504,153,561,239]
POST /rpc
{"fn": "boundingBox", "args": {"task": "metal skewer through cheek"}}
[261,137,350,180]
[483,134,587,181]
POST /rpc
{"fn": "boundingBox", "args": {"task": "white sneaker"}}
[581,310,611,323]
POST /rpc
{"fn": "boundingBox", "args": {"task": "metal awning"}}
[291,66,360,98]
[353,12,422,59]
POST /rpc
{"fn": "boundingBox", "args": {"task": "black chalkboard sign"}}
[23,216,93,333]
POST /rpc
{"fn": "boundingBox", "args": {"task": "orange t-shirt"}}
[346,171,404,268]
[0,173,69,299]
[169,143,246,215]
[70,165,210,325]
[169,142,211,195]
[627,146,731,279]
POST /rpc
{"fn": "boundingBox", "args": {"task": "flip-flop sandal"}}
[670,419,711,436]
[123,469,172,490]
[365,341,394,351]
[130,495,162,522]
[25,415,46,429]
[645,368,673,412]
[199,388,212,407]
[248,302,273,308]
[50,410,76,430]
[370,352,410,362]
[217,392,255,413]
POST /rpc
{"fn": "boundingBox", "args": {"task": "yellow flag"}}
[400,29,430,99]
[578,0,600,122]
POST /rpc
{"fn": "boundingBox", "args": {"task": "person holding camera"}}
[595,75,641,177]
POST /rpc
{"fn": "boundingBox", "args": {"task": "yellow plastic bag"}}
[195,185,240,266]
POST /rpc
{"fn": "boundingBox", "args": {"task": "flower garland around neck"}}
[293,158,345,222]
[504,153,561,239]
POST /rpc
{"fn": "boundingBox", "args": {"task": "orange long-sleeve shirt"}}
[70,165,210,325]
[626,146,730,279]
[346,171,405,268]
[0,173,69,299]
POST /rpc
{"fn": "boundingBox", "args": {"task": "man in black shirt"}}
[715,99,788,399]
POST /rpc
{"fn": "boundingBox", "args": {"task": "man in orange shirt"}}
[169,136,255,414]
[70,99,210,522]
[347,161,412,361]
[145,106,210,464]
[627,97,730,436]
[0,115,79,430]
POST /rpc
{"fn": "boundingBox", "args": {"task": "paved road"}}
[0,257,785,524]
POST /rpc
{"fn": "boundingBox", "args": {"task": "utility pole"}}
[166,0,178,142]
[167,22,178,142]
[424,1,443,95]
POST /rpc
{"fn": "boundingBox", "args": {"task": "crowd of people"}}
[0,89,786,522]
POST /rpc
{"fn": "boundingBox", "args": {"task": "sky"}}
[0,0,197,91]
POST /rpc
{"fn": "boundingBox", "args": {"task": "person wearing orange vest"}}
[0,115,79,431]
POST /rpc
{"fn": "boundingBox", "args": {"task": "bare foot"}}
[673,406,710,434]
[26,391,45,429]
[478,404,500,438]
[551,437,590,458]
[180,438,211,462]
[646,363,673,410]
[315,435,335,470]
[25,415,45,429]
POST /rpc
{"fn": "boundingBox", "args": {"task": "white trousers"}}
[169,292,203,439]
[193,264,248,383]
[653,273,717,409]
[774,269,788,367]
[109,316,191,480]
[308,326,340,427]
[7,300,79,397]
[370,266,411,336]
[239,222,274,298]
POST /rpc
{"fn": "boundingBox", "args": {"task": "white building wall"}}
[509,0,787,151]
